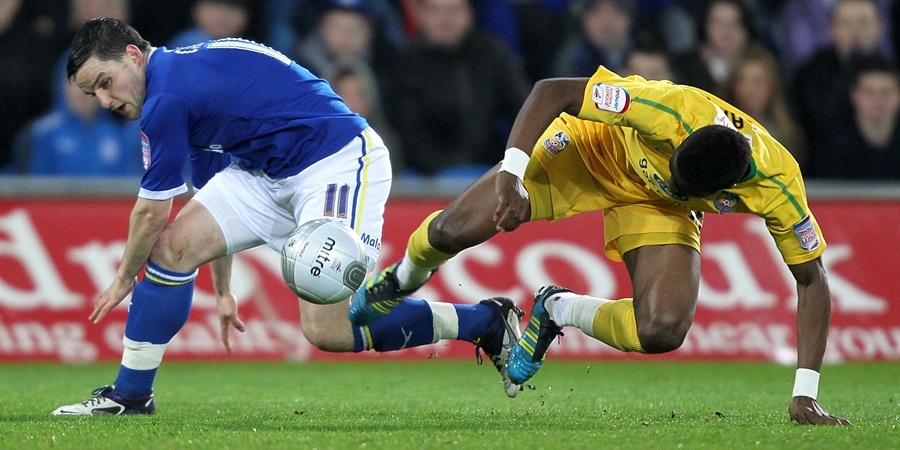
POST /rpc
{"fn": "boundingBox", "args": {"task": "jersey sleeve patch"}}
[542,131,570,155]
[591,83,631,114]
[793,215,821,252]
[141,131,151,169]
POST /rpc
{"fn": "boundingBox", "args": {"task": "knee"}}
[298,304,355,352]
[429,214,468,253]
[148,232,183,270]
[428,212,486,254]
[301,321,345,352]
[637,311,693,354]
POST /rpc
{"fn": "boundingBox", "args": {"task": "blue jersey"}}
[138,39,368,199]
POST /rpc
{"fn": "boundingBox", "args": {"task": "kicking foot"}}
[348,262,433,326]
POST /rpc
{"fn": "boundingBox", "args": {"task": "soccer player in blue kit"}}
[51,17,523,415]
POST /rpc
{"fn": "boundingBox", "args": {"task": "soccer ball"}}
[281,219,368,305]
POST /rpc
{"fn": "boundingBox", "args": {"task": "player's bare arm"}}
[494,78,589,232]
[786,257,851,425]
[91,197,172,323]
[210,254,245,353]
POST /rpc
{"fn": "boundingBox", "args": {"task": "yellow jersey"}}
[568,66,824,265]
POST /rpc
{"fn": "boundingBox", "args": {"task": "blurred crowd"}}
[1,0,899,180]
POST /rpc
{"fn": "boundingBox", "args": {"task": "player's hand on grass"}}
[494,171,530,232]
[216,292,246,353]
[789,396,852,426]
[90,276,135,323]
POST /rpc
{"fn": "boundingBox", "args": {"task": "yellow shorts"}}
[523,117,701,262]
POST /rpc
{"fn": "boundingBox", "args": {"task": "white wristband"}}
[500,147,530,180]
[792,368,820,399]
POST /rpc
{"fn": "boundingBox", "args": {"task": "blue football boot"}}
[508,285,568,385]
[348,262,434,326]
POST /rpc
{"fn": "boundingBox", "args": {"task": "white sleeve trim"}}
[138,183,188,200]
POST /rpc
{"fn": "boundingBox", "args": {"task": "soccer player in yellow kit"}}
[349,67,850,425]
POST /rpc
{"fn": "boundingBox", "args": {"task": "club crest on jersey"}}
[592,83,630,114]
[714,191,738,213]
[141,132,151,169]
[792,215,820,252]
[543,131,570,154]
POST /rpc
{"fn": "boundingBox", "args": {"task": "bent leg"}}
[298,298,355,351]
[623,244,700,353]
[427,165,510,254]
[398,165,527,290]
[546,244,699,355]
[149,199,229,272]
[116,199,229,397]
[301,295,500,353]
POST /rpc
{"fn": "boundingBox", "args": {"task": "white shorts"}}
[193,127,391,271]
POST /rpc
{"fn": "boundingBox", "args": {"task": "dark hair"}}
[67,17,151,80]
[675,125,751,193]
[625,43,670,63]
[850,55,900,87]
[697,0,758,45]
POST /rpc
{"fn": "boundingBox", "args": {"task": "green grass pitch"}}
[1,360,897,449]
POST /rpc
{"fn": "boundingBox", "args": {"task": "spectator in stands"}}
[551,0,636,77]
[295,3,375,77]
[792,0,891,166]
[671,0,757,95]
[325,59,404,174]
[169,0,250,48]
[777,0,893,74]
[631,0,695,55]
[127,0,192,45]
[65,0,130,34]
[0,0,61,171]
[285,0,405,74]
[807,57,900,179]
[894,1,900,62]
[723,45,807,168]
[13,64,143,176]
[52,0,131,95]
[507,0,572,82]
[622,44,675,80]
[381,0,530,178]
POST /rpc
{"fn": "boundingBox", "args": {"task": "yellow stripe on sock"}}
[362,326,373,351]
[144,272,191,286]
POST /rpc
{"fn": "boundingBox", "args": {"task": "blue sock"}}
[114,261,196,398]
[453,302,492,342]
[352,299,435,352]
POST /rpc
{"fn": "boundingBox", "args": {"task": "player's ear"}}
[124,44,142,67]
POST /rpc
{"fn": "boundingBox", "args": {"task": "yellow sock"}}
[406,210,456,267]
[590,299,644,353]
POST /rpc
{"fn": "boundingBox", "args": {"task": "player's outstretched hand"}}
[90,277,135,323]
[493,171,530,232]
[789,396,852,426]
[216,291,246,353]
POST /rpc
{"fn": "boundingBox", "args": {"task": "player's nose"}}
[95,91,113,109]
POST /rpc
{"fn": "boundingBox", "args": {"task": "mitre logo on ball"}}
[281,219,368,305]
